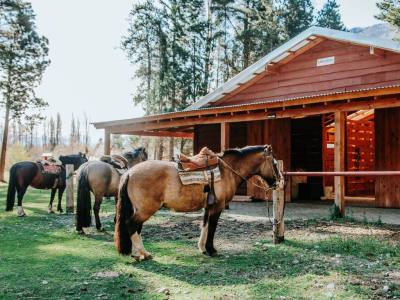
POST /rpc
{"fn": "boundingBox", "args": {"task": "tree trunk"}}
[0,105,11,182]
[169,137,174,160]
[158,137,164,160]
[203,0,213,94]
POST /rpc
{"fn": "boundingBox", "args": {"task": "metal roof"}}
[93,84,400,129]
[185,26,400,111]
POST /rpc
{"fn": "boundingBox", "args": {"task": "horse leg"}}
[204,209,222,256]
[128,214,152,261]
[198,208,209,253]
[94,196,103,231]
[16,185,28,217]
[57,186,65,213]
[48,189,57,214]
[113,192,118,224]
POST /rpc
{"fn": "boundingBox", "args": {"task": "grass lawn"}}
[0,183,399,299]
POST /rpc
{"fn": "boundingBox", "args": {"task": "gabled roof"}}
[186,26,400,111]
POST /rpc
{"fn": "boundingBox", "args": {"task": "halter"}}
[218,152,284,226]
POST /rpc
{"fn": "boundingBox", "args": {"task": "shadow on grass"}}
[286,236,400,259]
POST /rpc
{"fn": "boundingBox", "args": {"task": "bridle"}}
[218,150,284,226]
[218,150,282,192]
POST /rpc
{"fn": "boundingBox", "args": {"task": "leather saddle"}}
[178,147,218,171]
[100,154,128,174]
[178,147,219,207]
[37,158,62,175]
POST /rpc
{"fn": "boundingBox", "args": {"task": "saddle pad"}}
[43,165,62,175]
[178,166,221,185]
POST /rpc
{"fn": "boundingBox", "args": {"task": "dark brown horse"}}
[114,145,284,260]
[5,153,88,216]
[76,147,148,233]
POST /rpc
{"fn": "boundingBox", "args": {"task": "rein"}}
[217,157,282,226]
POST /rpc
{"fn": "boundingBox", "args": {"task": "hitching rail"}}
[283,171,400,176]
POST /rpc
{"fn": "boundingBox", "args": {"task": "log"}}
[65,164,74,214]
[273,160,285,244]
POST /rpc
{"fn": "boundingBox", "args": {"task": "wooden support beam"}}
[221,122,230,151]
[104,128,111,155]
[111,130,193,139]
[65,164,74,214]
[273,160,285,244]
[334,111,346,216]
[104,97,400,133]
[93,87,400,130]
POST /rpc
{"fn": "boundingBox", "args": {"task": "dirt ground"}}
[219,201,400,225]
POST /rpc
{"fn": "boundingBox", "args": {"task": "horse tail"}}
[115,174,133,255]
[76,166,92,231]
[6,165,17,211]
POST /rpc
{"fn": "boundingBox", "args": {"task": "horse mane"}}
[132,147,144,158]
[222,145,266,157]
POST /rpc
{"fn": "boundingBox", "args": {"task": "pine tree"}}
[0,0,50,181]
[281,0,314,38]
[55,113,62,146]
[70,115,76,146]
[49,117,55,150]
[42,120,47,147]
[317,0,346,30]
[376,0,400,39]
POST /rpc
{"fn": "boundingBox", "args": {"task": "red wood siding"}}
[264,118,292,201]
[215,40,400,106]
[375,107,400,208]
[194,124,221,154]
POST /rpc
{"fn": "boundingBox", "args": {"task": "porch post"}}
[104,128,111,155]
[221,122,230,151]
[334,111,345,216]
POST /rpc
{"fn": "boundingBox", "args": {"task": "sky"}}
[27,0,382,141]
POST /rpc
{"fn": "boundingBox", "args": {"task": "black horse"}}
[6,153,88,216]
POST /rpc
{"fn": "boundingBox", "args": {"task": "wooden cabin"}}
[94,27,400,209]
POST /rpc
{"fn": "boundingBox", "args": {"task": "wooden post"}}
[220,122,230,151]
[221,122,230,209]
[334,111,345,216]
[273,160,285,244]
[65,164,74,214]
[104,128,111,155]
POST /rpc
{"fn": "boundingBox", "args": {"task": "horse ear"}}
[264,144,273,155]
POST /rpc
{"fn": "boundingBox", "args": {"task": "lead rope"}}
[217,157,281,226]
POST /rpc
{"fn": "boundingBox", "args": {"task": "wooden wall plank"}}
[264,118,292,201]
[246,121,265,199]
[216,40,400,106]
[194,124,221,154]
[375,107,400,208]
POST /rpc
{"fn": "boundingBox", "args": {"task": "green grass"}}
[0,183,399,299]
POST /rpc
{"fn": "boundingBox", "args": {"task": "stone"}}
[383,285,390,293]
[326,283,335,290]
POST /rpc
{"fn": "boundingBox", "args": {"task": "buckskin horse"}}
[114,145,284,260]
[76,147,148,234]
[6,153,88,216]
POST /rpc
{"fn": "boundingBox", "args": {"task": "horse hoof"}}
[77,230,85,235]
[144,253,153,260]
[131,255,144,262]
[205,249,218,257]
[48,210,55,214]
[58,209,63,213]
[97,227,104,232]
[17,213,26,217]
